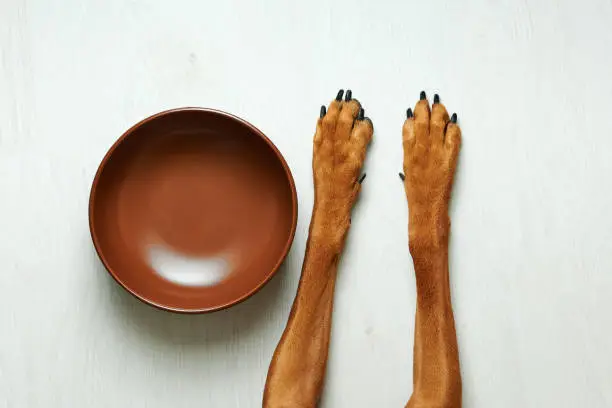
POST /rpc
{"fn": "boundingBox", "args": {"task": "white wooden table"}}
[2,1,612,406]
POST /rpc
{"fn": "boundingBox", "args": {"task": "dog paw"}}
[311,89,373,239]
[401,92,461,245]
[313,89,373,209]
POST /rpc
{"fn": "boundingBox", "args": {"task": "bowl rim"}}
[88,107,298,313]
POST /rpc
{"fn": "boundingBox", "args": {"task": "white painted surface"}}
[1,0,612,406]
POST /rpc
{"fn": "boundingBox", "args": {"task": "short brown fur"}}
[264,93,461,408]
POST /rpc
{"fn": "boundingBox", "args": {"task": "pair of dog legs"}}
[263,90,462,408]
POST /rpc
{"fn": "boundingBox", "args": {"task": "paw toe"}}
[341,99,361,119]
[414,98,431,139]
[414,99,430,124]
[337,98,362,137]
[352,116,373,147]
[431,102,450,142]
[402,116,415,148]
[445,122,462,153]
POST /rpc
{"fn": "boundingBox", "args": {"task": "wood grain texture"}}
[1,0,612,407]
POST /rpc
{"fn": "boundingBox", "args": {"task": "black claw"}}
[451,113,458,123]
[345,89,352,102]
[420,91,426,100]
[399,172,406,181]
[358,108,364,120]
[359,173,367,184]
[320,105,326,118]
[406,108,413,118]
[336,89,344,101]
[433,94,440,104]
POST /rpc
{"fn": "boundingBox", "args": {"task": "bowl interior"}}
[90,109,297,312]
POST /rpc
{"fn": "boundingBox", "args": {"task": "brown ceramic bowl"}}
[89,108,297,313]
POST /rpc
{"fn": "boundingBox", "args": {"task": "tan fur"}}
[263,97,371,408]
[263,94,461,408]
[403,99,462,408]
